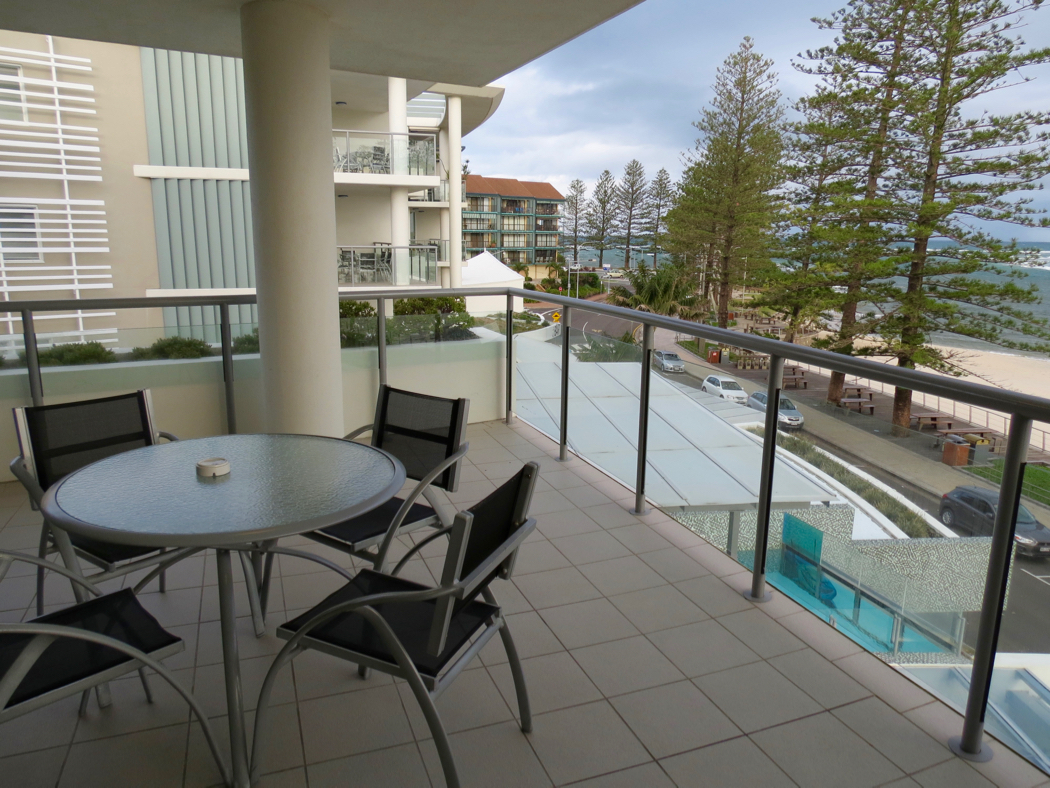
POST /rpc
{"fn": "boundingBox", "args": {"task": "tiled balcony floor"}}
[0,418,1047,788]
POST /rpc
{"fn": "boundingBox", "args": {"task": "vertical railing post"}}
[632,324,654,515]
[377,297,388,388]
[952,414,1033,763]
[21,310,42,407]
[748,354,784,603]
[505,293,514,424]
[219,303,237,434]
[558,306,571,462]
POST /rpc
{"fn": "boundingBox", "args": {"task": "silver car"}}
[701,374,748,404]
[653,350,685,372]
[747,391,805,429]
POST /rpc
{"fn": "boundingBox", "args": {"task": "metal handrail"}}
[3,282,1045,761]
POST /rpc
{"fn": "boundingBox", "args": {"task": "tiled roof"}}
[465,174,564,201]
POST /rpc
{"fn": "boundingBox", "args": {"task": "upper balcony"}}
[332,130,439,188]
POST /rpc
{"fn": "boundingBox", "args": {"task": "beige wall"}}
[0,32,161,335]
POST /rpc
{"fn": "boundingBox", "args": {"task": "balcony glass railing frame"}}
[5,286,1050,772]
[332,130,437,177]
[336,245,437,287]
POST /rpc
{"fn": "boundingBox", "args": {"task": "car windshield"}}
[988,500,1038,526]
[779,398,796,411]
[664,353,681,361]
[721,381,743,391]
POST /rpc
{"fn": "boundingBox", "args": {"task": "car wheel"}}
[940,507,954,527]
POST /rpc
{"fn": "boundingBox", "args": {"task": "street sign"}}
[552,311,561,323]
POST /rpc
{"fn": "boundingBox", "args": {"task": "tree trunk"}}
[717,249,732,328]
[826,299,857,405]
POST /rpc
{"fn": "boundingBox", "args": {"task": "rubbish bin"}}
[707,348,722,365]
[963,434,992,466]
[942,435,969,467]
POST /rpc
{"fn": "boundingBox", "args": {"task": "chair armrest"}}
[373,443,470,571]
[343,424,373,441]
[156,431,180,443]
[9,457,44,509]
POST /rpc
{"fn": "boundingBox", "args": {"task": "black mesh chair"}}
[296,385,469,572]
[11,391,198,614]
[0,550,230,784]
[252,462,539,788]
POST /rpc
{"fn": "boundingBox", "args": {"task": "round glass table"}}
[41,433,406,788]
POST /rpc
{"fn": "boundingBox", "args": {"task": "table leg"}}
[217,549,250,788]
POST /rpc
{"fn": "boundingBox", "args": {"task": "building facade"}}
[463,175,564,271]
[0,30,508,344]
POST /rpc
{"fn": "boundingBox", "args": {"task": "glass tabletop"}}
[41,434,406,547]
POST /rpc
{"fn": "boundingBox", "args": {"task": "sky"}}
[462,0,1050,242]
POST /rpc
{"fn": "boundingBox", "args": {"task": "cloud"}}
[464,0,1050,239]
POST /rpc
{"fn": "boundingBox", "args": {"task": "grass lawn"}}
[967,460,1050,508]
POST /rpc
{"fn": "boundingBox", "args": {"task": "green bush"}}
[131,335,213,360]
[33,341,117,367]
[968,461,1050,508]
[232,329,260,354]
[393,297,465,315]
[339,301,376,319]
[750,428,936,539]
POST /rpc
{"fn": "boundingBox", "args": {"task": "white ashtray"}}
[196,457,231,478]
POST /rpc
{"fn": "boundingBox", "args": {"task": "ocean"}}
[928,241,1050,356]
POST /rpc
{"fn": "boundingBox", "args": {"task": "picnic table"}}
[783,374,808,389]
[842,385,875,400]
[911,410,954,430]
[840,397,876,415]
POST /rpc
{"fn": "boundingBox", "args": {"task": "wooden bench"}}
[842,385,874,400]
[840,397,876,415]
[913,413,955,430]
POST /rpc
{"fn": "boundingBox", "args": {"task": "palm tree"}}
[575,331,641,362]
[606,263,705,326]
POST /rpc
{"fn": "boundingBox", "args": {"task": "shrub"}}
[750,428,935,538]
[339,301,376,319]
[33,341,117,367]
[393,296,466,315]
[232,329,259,354]
[131,335,213,360]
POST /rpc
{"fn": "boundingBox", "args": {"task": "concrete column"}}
[438,125,451,286]
[388,77,410,284]
[448,95,463,288]
[391,187,410,285]
[241,0,342,437]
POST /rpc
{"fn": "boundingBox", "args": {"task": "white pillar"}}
[448,95,463,288]
[388,77,410,284]
[241,0,342,437]
[438,125,452,286]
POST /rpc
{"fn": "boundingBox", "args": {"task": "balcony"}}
[332,130,437,184]
[408,180,465,204]
[336,245,437,286]
[0,289,1047,787]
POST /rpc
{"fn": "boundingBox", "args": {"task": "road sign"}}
[552,311,561,323]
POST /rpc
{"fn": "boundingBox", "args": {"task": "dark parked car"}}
[939,485,1050,557]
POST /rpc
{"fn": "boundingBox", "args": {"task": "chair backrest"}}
[13,390,157,494]
[428,462,538,655]
[371,385,469,491]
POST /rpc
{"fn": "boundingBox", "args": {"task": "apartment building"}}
[463,174,564,270]
[0,30,506,344]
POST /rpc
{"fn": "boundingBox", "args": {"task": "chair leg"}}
[497,617,532,732]
[138,668,155,703]
[158,549,166,593]
[358,664,371,680]
[95,682,112,709]
[401,664,459,788]
[36,524,50,616]
[78,688,91,716]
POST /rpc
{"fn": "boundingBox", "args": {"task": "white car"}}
[653,350,685,372]
[702,374,748,404]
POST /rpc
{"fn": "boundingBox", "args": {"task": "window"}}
[0,64,26,122]
[0,207,42,262]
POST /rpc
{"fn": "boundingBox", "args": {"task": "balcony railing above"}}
[332,130,436,177]
[408,180,465,203]
[336,245,437,286]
